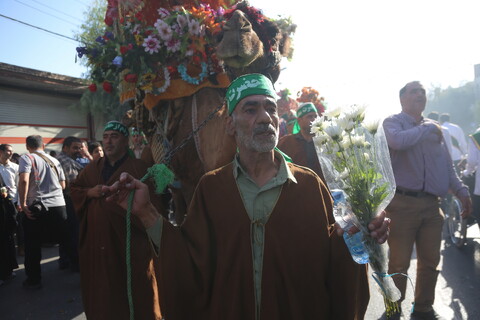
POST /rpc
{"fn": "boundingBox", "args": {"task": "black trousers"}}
[23,205,72,282]
[58,195,79,269]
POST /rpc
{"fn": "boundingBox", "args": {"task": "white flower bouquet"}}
[312,105,401,316]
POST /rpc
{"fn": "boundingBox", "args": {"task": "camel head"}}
[216,1,285,83]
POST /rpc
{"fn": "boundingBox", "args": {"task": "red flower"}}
[124,74,138,83]
[192,55,201,64]
[105,16,114,26]
[135,12,143,20]
[103,81,113,93]
[88,83,97,92]
[167,66,176,74]
[120,46,129,55]
[145,30,153,36]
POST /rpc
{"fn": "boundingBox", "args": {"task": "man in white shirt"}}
[0,144,19,204]
[440,113,468,163]
[0,144,23,256]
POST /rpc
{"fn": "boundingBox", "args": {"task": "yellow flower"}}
[134,34,144,46]
[142,73,156,82]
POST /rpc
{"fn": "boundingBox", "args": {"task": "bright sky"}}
[1,0,479,118]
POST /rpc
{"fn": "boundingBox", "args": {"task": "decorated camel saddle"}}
[78,0,296,221]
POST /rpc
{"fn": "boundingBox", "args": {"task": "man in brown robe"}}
[104,74,389,320]
[71,121,161,320]
[278,102,325,181]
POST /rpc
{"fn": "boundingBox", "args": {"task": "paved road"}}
[365,224,480,320]
[1,224,479,319]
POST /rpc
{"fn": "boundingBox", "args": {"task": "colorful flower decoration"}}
[78,3,227,97]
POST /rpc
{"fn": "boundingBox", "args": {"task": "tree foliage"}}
[71,0,126,120]
[426,82,479,134]
[74,0,107,71]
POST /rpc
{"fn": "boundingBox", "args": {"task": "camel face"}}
[216,10,264,69]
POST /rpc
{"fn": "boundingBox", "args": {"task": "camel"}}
[132,1,294,223]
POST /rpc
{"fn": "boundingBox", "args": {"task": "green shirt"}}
[233,152,296,319]
[146,151,297,319]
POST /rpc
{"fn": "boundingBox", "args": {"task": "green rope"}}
[125,164,175,320]
[126,191,135,320]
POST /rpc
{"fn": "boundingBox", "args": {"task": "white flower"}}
[154,19,172,41]
[337,116,355,132]
[339,168,349,180]
[311,116,326,135]
[347,104,367,122]
[324,106,342,119]
[324,124,343,141]
[351,134,366,147]
[188,18,201,36]
[341,135,352,149]
[142,35,161,54]
[314,133,330,147]
[363,118,380,135]
[363,153,370,161]
[176,14,188,29]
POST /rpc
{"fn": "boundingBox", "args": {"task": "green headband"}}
[104,121,129,137]
[296,102,318,118]
[226,74,278,115]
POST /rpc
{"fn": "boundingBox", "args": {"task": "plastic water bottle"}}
[331,189,370,264]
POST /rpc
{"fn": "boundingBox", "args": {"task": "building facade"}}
[0,62,103,154]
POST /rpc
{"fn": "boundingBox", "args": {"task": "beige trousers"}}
[386,193,444,312]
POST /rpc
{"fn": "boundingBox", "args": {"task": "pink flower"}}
[142,35,161,54]
[166,38,181,53]
[154,19,172,41]
[157,8,170,19]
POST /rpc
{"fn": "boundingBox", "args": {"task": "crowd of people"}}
[0,75,479,320]
[0,128,148,288]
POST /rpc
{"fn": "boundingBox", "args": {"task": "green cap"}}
[296,102,318,118]
[226,74,278,115]
[104,121,129,137]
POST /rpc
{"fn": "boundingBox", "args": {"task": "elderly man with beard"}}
[70,121,162,320]
[103,74,389,320]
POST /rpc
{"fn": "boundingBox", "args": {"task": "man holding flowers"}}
[103,73,390,320]
[383,81,472,320]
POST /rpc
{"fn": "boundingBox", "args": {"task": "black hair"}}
[88,141,102,154]
[63,136,82,149]
[26,135,43,149]
[0,144,12,152]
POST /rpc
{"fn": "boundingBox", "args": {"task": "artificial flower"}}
[188,19,201,36]
[124,74,138,83]
[157,8,170,19]
[103,81,113,93]
[155,19,173,41]
[166,38,181,52]
[176,14,188,29]
[143,35,161,54]
[134,34,144,46]
[112,56,123,67]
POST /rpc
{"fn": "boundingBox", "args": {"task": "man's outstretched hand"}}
[102,172,159,228]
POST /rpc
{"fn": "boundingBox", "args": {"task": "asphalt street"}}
[1,224,479,320]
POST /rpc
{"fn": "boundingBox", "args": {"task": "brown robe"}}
[158,162,369,320]
[278,133,326,182]
[71,157,161,320]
